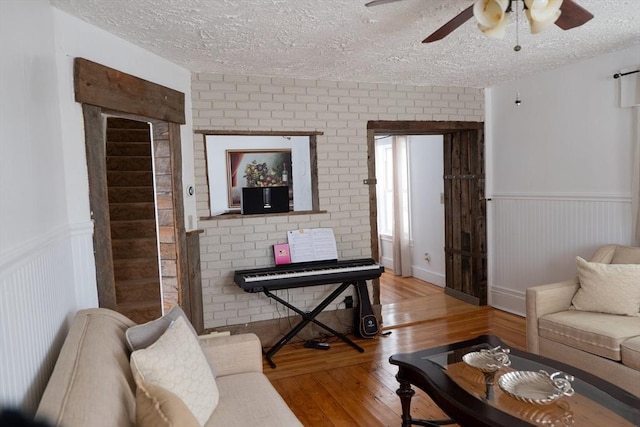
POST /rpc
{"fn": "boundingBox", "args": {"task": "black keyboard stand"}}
[263,280,365,368]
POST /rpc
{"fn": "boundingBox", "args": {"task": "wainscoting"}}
[490,193,633,315]
[0,222,94,413]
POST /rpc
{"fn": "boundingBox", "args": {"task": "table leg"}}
[396,374,457,427]
[396,376,415,427]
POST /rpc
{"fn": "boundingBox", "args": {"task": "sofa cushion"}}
[571,257,640,316]
[131,316,218,426]
[135,377,199,427]
[126,305,197,351]
[611,245,640,264]
[209,372,303,427]
[539,310,640,361]
[621,336,640,371]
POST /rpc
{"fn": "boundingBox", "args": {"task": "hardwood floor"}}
[264,272,526,426]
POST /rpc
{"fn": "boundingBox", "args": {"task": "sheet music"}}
[287,228,338,263]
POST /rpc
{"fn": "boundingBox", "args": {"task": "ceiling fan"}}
[365,0,594,43]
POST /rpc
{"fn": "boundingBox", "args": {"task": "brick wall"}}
[191,73,484,329]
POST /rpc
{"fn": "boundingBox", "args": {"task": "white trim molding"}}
[489,285,525,317]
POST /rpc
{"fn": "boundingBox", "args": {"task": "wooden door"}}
[443,129,487,305]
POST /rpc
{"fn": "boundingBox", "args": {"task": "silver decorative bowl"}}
[462,346,511,373]
[498,370,575,405]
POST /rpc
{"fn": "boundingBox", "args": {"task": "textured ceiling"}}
[50,0,640,88]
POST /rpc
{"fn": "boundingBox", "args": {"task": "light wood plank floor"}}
[264,272,526,426]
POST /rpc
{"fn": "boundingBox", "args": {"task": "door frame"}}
[74,58,190,315]
[366,120,485,305]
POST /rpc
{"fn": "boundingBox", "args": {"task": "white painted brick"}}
[328,88,350,96]
[236,101,260,110]
[272,111,295,119]
[236,84,260,92]
[317,80,338,88]
[191,71,484,327]
[193,118,212,127]
[236,119,260,127]
[197,74,223,81]
[199,110,224,118]
[197,92,226,101]
[261,85,284,94]
[284,86,306,94]
[250,93,273,101]
[248,75,272,84]
[249,110,272,119]
[307,103,328,112]
[259,119,283,127]
[224,110,248,118]
[282,119,306,128]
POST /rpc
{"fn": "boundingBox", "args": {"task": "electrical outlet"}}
[344,296,353,309]
[424,253,431,263]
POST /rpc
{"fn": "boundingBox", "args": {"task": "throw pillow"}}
[126,305,197,351]
[611,245,640,264]
[135,376,200,427]
[131,316,219,426]
[571,256,640,316]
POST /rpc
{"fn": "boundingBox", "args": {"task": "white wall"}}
[1,0,78,413]
[53,8,197,233]
[0,0,197,413]
[408,135,445,286]
[486,45,639,315]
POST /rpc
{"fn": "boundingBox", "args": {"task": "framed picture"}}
[226,149,292,208]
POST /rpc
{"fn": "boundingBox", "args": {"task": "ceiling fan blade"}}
[365,0,405,7]
[555,0,594,30]
[422,4,474,43]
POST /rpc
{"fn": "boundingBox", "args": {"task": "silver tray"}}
[498,370,574,405]
[462,346,511,372]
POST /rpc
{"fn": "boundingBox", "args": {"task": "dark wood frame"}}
[74,58,200,328]
[366,121,486,306]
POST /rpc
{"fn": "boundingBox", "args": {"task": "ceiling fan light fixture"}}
[473,0,510,37]
[524,0,563,34]
[478,16,510,38]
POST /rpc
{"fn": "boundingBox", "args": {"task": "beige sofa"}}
[526,244,640,397]
[35,308,302,427]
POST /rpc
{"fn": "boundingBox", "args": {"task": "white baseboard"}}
[489,285,525,317]
[411,266,445,287]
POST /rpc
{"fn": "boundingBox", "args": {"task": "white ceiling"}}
[50,0,640,88]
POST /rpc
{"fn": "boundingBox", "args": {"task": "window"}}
[204,133,319,216]
[375,138,394,236]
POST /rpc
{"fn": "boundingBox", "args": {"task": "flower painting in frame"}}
[226,149,292,208]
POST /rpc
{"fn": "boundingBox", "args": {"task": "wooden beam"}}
[195,130,324,136]
[74,58,185,124]
[367,120,483,133]
[82,104,117,309]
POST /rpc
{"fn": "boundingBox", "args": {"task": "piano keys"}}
[234,258,384,293]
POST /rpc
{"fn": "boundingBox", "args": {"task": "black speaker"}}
[241,186,289,215]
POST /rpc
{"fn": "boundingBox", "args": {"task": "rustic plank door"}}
[443,129,487,305]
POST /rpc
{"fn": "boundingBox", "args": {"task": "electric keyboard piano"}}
[234,258,384,293]
[233,258,384,368]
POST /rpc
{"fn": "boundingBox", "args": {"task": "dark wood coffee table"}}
[389,335,640,427]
